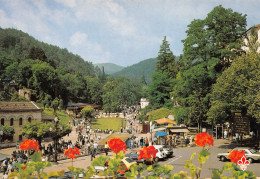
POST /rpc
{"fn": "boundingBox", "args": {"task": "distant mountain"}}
[95,63,125,74]
[112,58,157,84]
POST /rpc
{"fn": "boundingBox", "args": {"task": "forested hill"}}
[95,63,125,74]
[0,27,95,76]
[112,58,157,84]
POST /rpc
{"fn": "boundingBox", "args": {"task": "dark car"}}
[125,151,144,163]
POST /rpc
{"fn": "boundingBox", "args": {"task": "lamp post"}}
[54,117,59,162]
[0,130,3,143]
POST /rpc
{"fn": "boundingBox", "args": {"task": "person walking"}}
[2,158,9,175]
[135,137,139,148]
[104,142,109,156]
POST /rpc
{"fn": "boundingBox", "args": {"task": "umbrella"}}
[155,131,168,136]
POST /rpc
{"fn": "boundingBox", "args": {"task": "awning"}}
[155,118,177,125]
[170,128,190,133]
[152,127,166,132]
[155,131,168,136]
[98,134,131,145]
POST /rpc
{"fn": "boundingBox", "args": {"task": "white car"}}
[217,147,260,163]
[154,145,167,161]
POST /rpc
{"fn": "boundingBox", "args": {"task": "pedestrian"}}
[104,142,109,156]
[224,130,227,139]
[189,135,193,147]
[185,135,188,147]
[135,137,139,148]
[2,158,9,175]
[140,137,144,147]
[145,137,148,147]
[235,133,239,142]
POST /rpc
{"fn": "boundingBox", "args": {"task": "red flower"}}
[108,138,127,154]
[118,164,128,175]
[22,165,27,170]
[64,147,81,160]
[138,145,157,160]
[228,150,246,164]
[194,132,214,147]
[20,139,39,151]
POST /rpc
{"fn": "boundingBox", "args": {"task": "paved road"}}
[158,141,260,178]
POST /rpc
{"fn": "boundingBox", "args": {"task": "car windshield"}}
[249,148,257,154]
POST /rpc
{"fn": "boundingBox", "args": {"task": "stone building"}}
[0,101,42,142]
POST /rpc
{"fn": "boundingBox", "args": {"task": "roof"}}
[0,101,42,112]
[98,134,131,145]
[243,24,260,36]
[41,114,55,121]
[169,128,190,133]
[155,118,177,125]
[153,127,166,132]
[67,103,100,109]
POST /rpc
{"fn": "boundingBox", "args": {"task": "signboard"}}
[232,112,250,135]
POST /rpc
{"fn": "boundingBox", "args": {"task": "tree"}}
[172,60,216,131]
[148,72,173,109]
[102,77,142,113]
[182,5,247,68]
[156,36,178,78]
[0,125,15,142]
[81,106,95,123]
[51,98,59,115]
[208,53,260,125]
[43,94,52,109]
[141,71,147,85]
[22,121,71,147]
[22,122,51,146]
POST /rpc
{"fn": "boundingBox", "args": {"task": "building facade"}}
[242,24,260,53]
[0,101,42,142]
[140,98,149,109]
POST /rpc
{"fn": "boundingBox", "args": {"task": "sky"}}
[0,0,259,67]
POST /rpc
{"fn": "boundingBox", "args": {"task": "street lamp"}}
[0,130,3,143]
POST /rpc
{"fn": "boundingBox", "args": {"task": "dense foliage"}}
[171,5,249,130]
[208,53,260,124]
[102,76,142,113]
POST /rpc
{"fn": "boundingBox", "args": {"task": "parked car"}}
[217,147,260,163]
[91,157,136,178]
[154,145,173,157]
[125,151,145,163]
[154,145,167,161]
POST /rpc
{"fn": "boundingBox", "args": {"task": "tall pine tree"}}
[156,36,178,79]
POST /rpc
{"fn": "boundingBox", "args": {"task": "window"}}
[28,117,32,123]
[1,118,4,125]
[10,118,14,126]
[19,118,23,125]
[19,135,23,141]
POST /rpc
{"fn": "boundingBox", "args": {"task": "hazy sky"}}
[0,0,259,66]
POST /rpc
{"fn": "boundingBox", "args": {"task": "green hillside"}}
[112,58,157,84]
[0,27,95,76]
[95,63,125,74]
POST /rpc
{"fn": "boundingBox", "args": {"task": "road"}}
[158,141,260,178]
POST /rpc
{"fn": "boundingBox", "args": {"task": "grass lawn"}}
[42,108,70,123]
[91,118,126,132]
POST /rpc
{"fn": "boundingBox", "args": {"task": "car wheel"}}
[154,157,159,162]
[220,156,226,162]
[248,158,254,164]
